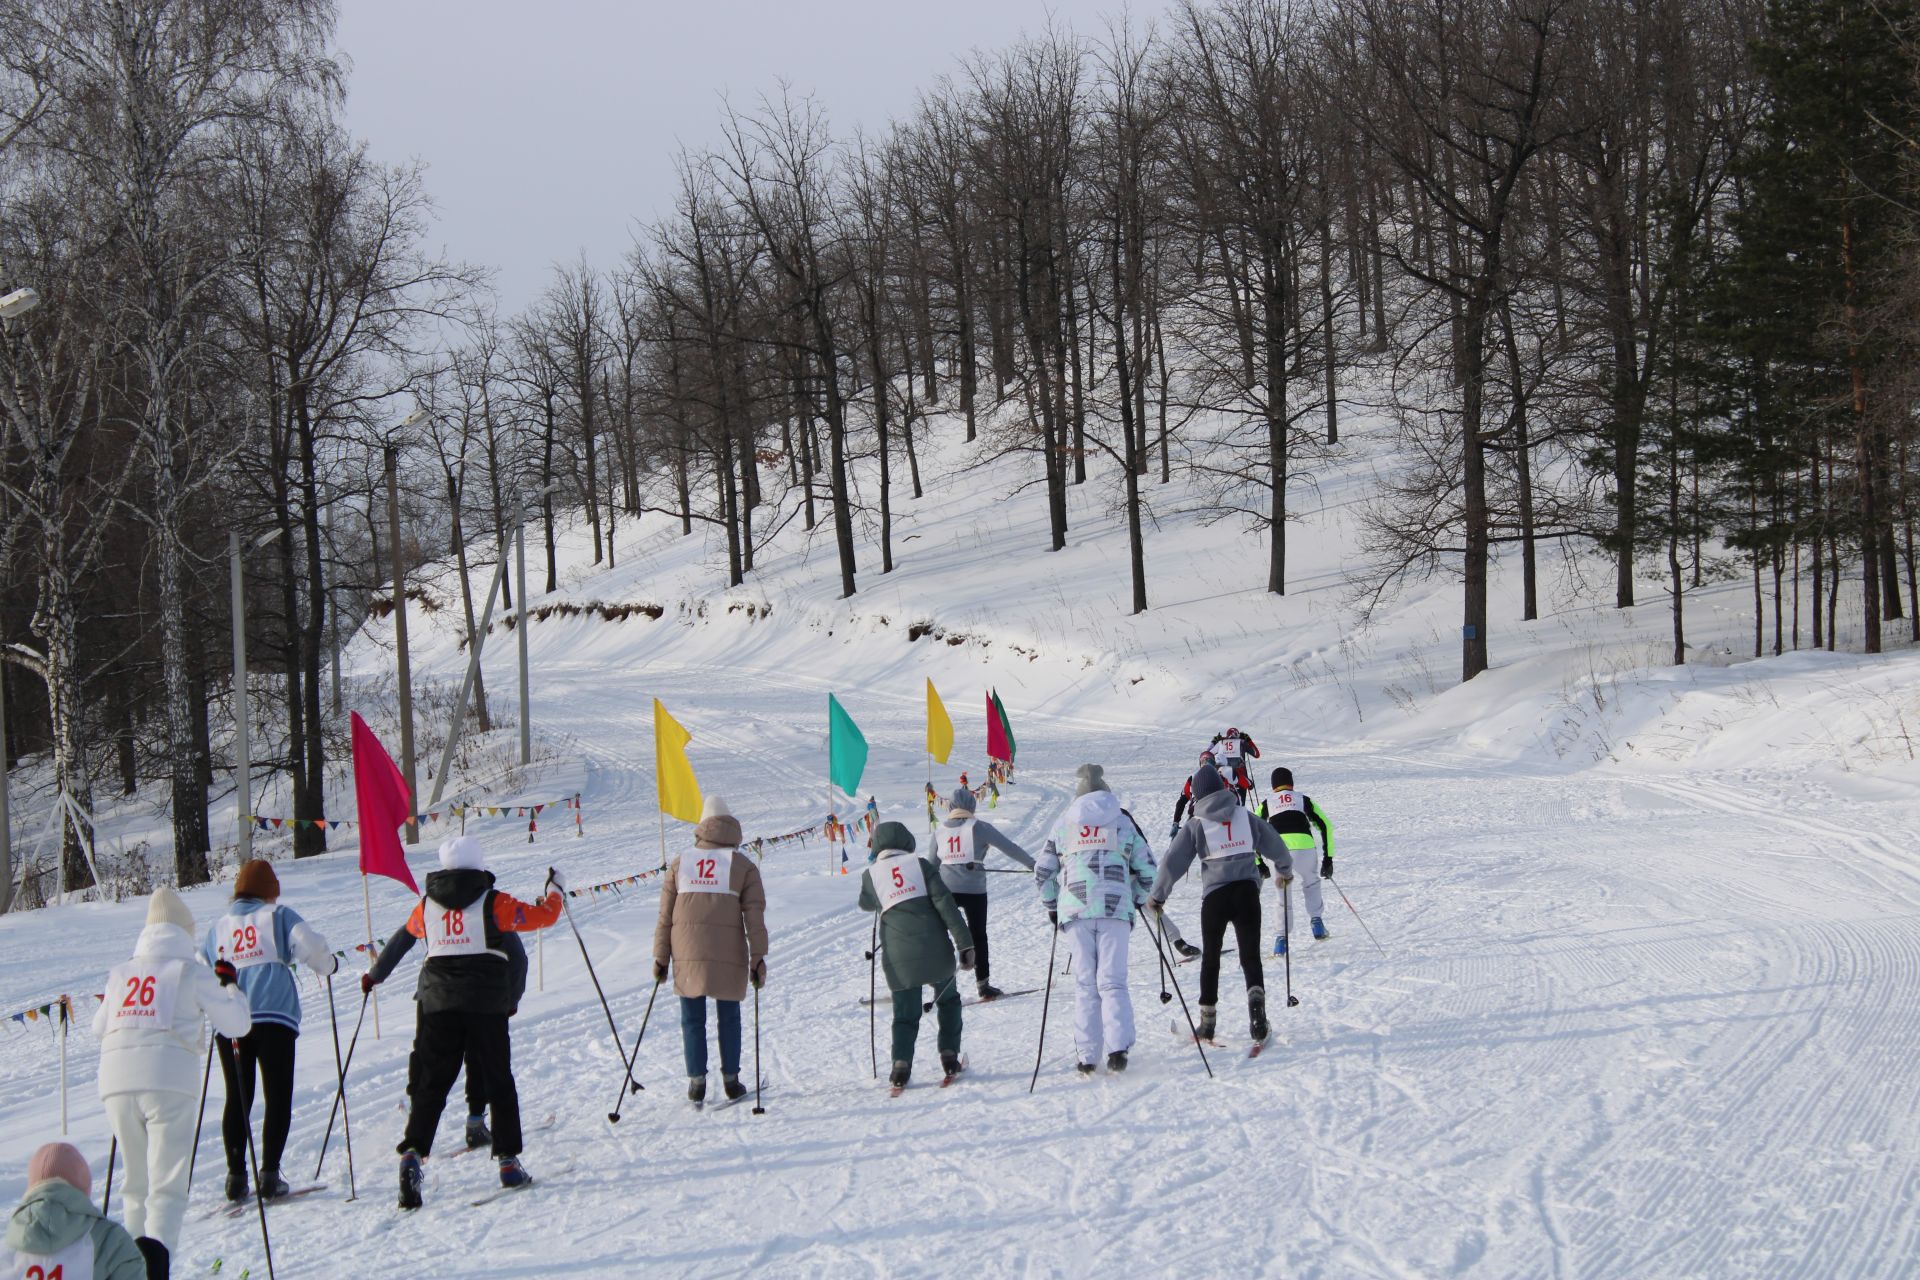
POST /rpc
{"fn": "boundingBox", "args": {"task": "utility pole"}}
[517,509,532,765]
[386,444,419,843]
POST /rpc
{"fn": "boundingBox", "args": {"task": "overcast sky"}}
[334,0,1133,315]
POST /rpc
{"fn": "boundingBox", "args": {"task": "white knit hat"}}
[438,835,487,872]
[146,886,194,931]
[694,795,742,849]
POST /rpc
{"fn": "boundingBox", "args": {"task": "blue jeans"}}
[679,996,742,1077]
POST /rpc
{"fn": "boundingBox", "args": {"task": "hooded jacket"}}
[199,897,337,1032]
[1,1180,147,1280]
[653,847,769,1001]
[92,922,252,1099]
[367,869,562,1014]
[1153,786,1294,904]
[858,855,974,992]
[1036,790,1157,925]
[932,815,1035,895]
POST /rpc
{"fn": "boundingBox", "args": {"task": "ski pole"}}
[324,975,356,1200]
[314,991,368,1182]
[1330,875,1386,956]
[1151,905,1174,1005]
[608,978,661,1123]
[100,1137,115,1216]
[1027,920,1061,1094]
[750,982,766,1115]
[553,868,633,1079]
[1145,909,1213,1079]
[1281,878,1299,1008]
[187,1033,215,1191]
[865,915,879,1080]
[242,1085,278,1280]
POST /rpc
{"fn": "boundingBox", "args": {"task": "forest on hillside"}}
[3,0,1918,897]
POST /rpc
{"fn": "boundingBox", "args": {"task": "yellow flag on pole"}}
[653,698,703,822]
[926,679,955,764]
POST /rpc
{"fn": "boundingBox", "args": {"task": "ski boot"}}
[257,1167,291,1200]
[1310,916,1330,941]
[1075,1061,1097,1078]
[722,1072,748,1103]
[1249,986,1270,1042]
[1174,938,1201,960]
[134,1238,169,1280]
[498,1155,531,1188]
[465,1113,492,1150]
[940,1050,965,1080]
[687,1076,707,1108]
[1106,1050,1129,1073]
[889,1060,912,1091]
[223,1172,249,1203]
[1196,1004,1217,1043]
[398,1151,424,1210]
[1273,933,1288,956]
[976,981,1005,1001]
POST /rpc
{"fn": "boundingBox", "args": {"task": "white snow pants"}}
[105,1089,198,1249]
[1066,917,1134,1063]
[1283,856,1326,925]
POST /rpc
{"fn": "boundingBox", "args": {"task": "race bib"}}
[1267,790,1305,817]
[678,848,736,895]
[106,959,183,1033]
[1204,809,1255,860]
[1220,735,1242,761]
[220,907,281,971]
[424,896,489,958]
[1065,822,1120,857]
[871,854,930,912]
[937,821,978,866]
[7,1232,95,1280]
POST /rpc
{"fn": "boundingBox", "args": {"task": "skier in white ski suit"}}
[94,888,253,1275]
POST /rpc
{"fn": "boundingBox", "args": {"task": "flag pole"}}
[827,706,834,877]
[361,873,380,1040]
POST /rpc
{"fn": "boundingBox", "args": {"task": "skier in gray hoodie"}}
[933,787,1035,1000]
[1149,762,1293,1044]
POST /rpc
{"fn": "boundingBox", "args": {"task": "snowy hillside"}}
[3,403,1918,1278]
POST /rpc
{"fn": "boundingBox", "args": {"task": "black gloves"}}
[359,971,378,996]
[1256,860,1271,881]
[213,959,238,987]
[1321,855,1334,880]
[1047,910,1058,927]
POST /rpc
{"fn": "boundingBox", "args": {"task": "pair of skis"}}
[888,1057,966,1098]
[1174,1021,1271,1059]
[204,1184,327,1220]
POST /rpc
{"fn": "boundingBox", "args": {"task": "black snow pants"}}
[400,1008,521,1159]
[951,891,991,985]
[218,1023,298,1177]
[1198,880,1266,1007]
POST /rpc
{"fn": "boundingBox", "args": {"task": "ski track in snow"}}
[5,664,1917,1279]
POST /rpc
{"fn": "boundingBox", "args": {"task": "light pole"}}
[390,410,428,843]
[231,526,285,862]
[0,283,42,909]
[515,481,563,765]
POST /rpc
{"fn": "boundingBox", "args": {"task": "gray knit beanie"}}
[1191,762,1226,801]
[1074,764,1110,796]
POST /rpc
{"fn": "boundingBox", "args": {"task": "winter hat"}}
[146,886,194,932]
[871,821,916,856]
[439,835,487,872]
[1270,767,1294,790]
[1191,763,1227,802]
[233,858,280,901]
[947,787,978,818]
[695,795,743,850]
[1073,764,1110,797]
[26,1142,91,1196]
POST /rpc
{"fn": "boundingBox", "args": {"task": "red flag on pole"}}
[986,691,1011,764]
[352,712,418,893]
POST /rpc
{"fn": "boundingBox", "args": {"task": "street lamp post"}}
[231,526,284,862]
[515,481,562,766]
[0,283,42,909]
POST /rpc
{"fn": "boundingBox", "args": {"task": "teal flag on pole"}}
[829,694,868,796]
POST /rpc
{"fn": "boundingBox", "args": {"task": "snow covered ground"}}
[3,406,1919,1278]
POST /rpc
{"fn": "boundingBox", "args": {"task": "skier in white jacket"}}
[93,887,252,1279]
